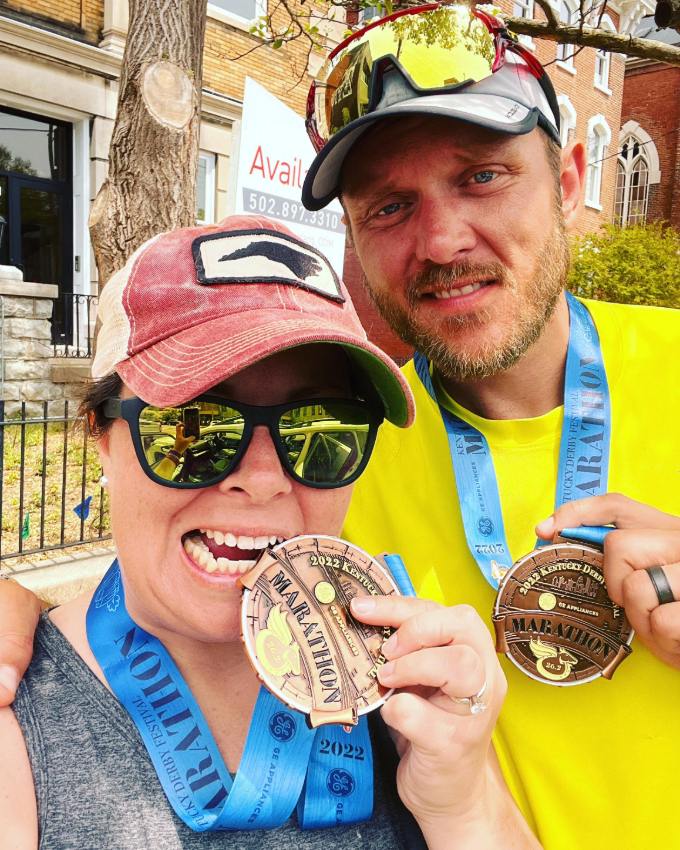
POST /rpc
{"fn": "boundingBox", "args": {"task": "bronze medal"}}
[239,535,400,727]
[492,535,634,685]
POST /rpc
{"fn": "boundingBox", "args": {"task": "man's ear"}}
[560,140,587,232]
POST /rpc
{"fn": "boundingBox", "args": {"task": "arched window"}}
[557,95,577,147]
[557,0,577,64]
[593,14,616,92]
[585,115,611,209]
[614,136,650,225]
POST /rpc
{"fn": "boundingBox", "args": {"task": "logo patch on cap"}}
[192,229,344,302]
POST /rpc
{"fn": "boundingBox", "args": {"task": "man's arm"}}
[0,706,38,850]
[0,580,41,706]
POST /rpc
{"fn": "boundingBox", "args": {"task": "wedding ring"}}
[646,566,676,606]
[449,680,488,716]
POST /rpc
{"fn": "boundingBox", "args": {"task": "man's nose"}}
[414,195,477,266]
[217,425,292,502]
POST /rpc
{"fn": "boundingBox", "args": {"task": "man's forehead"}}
[341,116,526,195]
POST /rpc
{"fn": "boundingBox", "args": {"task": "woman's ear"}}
[560,140,587,232]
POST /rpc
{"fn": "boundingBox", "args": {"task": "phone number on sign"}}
[243,188,345,234]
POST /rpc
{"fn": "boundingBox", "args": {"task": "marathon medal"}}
[493,533,633,685]
[240,535,400,727]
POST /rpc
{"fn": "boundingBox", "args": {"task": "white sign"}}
[231,77,346,277]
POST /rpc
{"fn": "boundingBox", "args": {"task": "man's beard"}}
[362,216,571,382]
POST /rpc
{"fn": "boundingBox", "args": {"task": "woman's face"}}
[98,344,356,644]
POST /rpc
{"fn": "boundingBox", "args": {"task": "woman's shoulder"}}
[0,705,38,850]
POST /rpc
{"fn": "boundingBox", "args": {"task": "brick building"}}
[619,17,680,228]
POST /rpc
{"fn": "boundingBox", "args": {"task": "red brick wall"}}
[621,63,680,228]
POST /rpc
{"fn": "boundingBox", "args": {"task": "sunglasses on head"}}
[102,395,384,490]
[306,4,549,152]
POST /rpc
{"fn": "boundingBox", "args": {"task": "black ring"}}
[646,566,676,606]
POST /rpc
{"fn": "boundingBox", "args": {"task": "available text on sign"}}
[233,77,346,276]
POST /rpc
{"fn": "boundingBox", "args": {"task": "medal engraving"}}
[493,540,634,685]
[240,536,400,726]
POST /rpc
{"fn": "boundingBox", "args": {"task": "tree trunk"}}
[89,0,208,288]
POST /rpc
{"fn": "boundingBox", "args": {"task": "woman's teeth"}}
[184,535,255,575]
[183,530,285,576]
[201,529,279,549]
[433,281,486,299]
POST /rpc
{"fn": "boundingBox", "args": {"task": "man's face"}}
[341,117,571,381]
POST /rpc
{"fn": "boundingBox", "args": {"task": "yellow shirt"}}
[344,299,680,850]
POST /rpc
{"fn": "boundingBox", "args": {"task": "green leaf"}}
[273,38,283,48]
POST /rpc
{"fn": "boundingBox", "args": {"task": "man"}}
[1,6,679,848]
[300,6,680,849]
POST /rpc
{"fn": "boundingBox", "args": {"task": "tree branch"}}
[505,17,680,66]
[533,0,559,30]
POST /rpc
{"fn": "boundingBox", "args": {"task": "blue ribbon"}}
[414,293,612,589]
[87,561,373,831]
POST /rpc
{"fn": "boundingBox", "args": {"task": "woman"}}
[0,217,538,849]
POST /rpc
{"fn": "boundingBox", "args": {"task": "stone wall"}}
[0,266,64,418]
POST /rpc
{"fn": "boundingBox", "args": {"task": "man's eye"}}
[473,171,495,184]
[377,202,402,216]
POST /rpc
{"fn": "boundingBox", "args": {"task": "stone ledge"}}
[0,280,59,299]
[6,547,115,606]
[50,359,92,384]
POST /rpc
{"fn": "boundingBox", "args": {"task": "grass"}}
[0,417,110,567]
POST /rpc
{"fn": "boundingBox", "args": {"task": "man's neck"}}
[437,293,570,421]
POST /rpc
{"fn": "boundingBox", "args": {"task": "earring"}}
[99,475,109,488]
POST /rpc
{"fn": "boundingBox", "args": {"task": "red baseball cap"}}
[93,215,415,427]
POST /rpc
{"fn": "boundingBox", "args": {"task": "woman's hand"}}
[173,423,195,454]
[0,580,41,706]
[536,493,680,672]
[351,595,540,849]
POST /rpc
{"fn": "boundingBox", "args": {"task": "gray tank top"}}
[13,614,426,850]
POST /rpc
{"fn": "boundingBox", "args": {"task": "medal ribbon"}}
[414,293,612,589]
[87,562,374,831]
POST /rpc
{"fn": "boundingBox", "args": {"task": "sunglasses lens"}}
[279,402,373,485]
[139,401,245,484]
[315,6,496,142]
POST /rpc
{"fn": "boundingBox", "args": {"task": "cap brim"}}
[302,93,543,211]
[116,310,415,428]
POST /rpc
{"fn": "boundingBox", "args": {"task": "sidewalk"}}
[7,546,116,606]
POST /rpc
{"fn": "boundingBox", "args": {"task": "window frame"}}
[614,135,650,226]
[556,0,578,71]
[197,150,216,225]
[208,0,266,28]
[585,115,611,211]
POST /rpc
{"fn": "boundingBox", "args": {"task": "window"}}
[585,116,611,209]
[594,49,610,89]
[197,152,216,225]
[557,0,576,64]
[593,14,615,91]
[614,136,650,225]
[209,0,258,23]
[557,95,577,148]
[513,0,534,45]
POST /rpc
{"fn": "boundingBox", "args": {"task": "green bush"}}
[568,222,680,309]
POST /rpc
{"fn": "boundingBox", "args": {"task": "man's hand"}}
[0,580,40,706]
[351,596,540,849]
[536,493,680,672]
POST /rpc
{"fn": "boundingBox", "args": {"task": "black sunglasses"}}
[102,395,384,490]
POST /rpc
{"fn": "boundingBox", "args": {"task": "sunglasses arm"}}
[102,398,123,419]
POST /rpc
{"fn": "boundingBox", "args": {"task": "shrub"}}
[568,222,680,309]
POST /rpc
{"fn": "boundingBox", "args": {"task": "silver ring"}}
[449,681,487,716]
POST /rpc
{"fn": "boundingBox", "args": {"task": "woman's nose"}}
[217,425,292,502]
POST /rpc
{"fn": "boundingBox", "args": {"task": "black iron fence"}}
[0,400,111,563]
[52,293,98,358]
